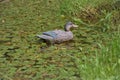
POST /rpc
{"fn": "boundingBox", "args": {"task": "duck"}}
[36,22,78,44]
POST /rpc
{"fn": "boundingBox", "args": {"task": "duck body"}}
[37,22,78,44]
[37,30,73,43]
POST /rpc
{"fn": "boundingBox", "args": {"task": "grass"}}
[0,0,120,80]
[79,29,120,80]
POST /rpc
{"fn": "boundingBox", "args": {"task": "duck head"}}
[64,22,78,31]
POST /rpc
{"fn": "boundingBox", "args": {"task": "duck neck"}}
[64,25,71,31]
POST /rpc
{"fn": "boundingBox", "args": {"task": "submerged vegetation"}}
[0,0,120,80]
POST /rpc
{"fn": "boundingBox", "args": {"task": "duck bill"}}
[72,24,78,28]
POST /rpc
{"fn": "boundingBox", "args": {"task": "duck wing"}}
[36,31,58,40]
[43,31,57,38]
[36,35,53,40]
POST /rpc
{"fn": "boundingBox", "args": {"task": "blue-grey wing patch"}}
[36,35,53,40]
[43,31,57,38]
